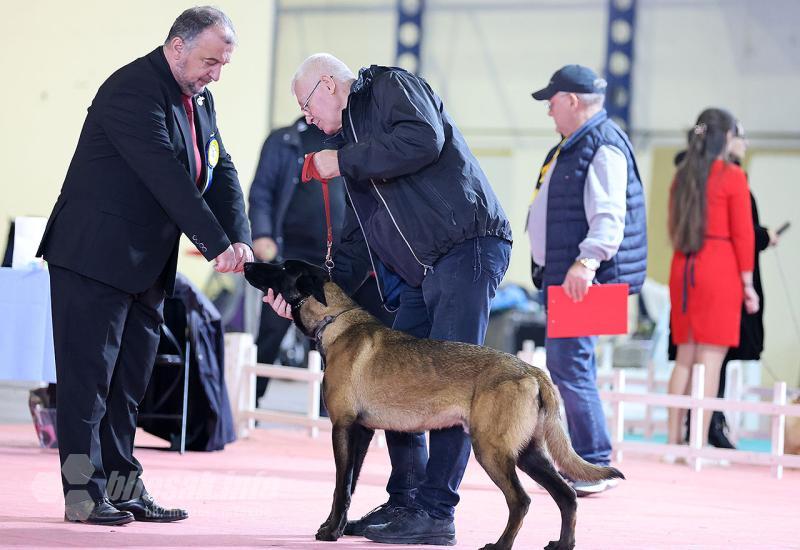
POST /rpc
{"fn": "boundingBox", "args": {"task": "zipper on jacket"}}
[339,95,389,308]
[340,177,397,313]
[346,106,435,276]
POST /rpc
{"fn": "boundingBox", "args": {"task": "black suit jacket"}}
[38,47,251,294]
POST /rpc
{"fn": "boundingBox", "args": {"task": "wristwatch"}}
[577,258,600,271]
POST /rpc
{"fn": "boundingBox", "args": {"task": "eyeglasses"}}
[301,79,322,114]
[545,92,570,110]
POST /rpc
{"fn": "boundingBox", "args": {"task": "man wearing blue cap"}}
[527,64,647,495]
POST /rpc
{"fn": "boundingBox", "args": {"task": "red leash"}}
[302,153,335,278]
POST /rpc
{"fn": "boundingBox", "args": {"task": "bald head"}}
[291,53,355,95]
[291,53,356,135]
[165,6,237,48]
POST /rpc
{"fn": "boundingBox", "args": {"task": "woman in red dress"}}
[667,108,760,447]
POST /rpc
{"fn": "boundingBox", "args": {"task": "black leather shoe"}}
[364,507,456,546]
[112,493,188,522]
[64,498,134,525]
[344,502,405,536]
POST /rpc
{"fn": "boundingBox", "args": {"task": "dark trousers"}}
[49,265,164,504]
[384,237,510,520]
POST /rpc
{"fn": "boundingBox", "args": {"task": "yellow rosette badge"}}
[202,136,220,194]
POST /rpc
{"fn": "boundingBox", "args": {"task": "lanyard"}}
[531,138,566,203]
[301,153,335,279]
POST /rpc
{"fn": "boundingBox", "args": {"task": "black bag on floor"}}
[138,274,236,451]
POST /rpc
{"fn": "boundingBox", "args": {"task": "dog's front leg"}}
[316,423,356,541]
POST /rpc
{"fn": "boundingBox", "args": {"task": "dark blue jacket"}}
[333,65,512,294]
[248,118,346,262]
[542,110,647,294]
[248,119,306,244]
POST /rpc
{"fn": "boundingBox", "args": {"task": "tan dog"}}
[244,260,623,550]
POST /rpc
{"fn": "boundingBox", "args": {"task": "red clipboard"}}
[547,284,629,338]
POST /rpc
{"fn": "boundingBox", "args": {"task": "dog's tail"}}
[535,378,624,483]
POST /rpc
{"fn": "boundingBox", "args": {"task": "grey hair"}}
[291,53,356,95]
[165,6,237,47]
[576,92,605,108]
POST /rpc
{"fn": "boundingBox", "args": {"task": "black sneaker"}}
[363,507,456,546]
[344,502,405,536]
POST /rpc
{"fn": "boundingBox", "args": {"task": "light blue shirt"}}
[527,144,628,266]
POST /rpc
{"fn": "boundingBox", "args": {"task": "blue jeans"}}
[545,335,611,466]
[384,236,510,520]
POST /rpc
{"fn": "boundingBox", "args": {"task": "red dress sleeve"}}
[727,165,755,272]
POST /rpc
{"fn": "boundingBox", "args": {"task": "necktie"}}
[181,95,202,187]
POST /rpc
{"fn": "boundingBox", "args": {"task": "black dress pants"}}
[49,265,164,504]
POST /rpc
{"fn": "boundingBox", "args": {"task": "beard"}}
[175,60,205,96]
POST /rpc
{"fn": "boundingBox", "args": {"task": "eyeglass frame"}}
[301,79,323,114]
[545,91,573,110]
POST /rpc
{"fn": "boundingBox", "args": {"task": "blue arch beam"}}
[395,0,426,75]
[604,0,637,131]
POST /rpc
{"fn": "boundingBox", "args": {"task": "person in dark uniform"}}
[248,117,345,400]
[37,7,252,525]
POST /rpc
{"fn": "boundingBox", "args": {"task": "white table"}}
[0,266,56,383]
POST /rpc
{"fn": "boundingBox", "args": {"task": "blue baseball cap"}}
[532,65,607,100]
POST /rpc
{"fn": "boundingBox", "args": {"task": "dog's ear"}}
[285,260,328,307]
[307,268,328,307]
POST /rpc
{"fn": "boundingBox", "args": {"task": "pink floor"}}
[1,423,798,549]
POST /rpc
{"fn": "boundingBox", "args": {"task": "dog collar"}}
[312,306,359,364]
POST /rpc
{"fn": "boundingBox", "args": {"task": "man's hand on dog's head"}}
[264,288,293,320]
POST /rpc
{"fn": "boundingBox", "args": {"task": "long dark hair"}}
[669,108,735,254]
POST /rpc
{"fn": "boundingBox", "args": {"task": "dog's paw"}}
[544,541,574,550]
[315,525,340,542]
[479,544,498,550]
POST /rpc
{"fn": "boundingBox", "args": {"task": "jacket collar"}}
[350,65,398,95]
[562,109,608,151]
[350,65,376,95]
[341,65,397,145]
[147,46,183,98]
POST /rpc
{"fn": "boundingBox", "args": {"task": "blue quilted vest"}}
[542,110,647,294]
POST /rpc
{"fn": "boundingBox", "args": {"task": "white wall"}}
[747,154,800,387]
[635,0,800,135]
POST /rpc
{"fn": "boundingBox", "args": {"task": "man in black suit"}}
[37,7,253,525]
